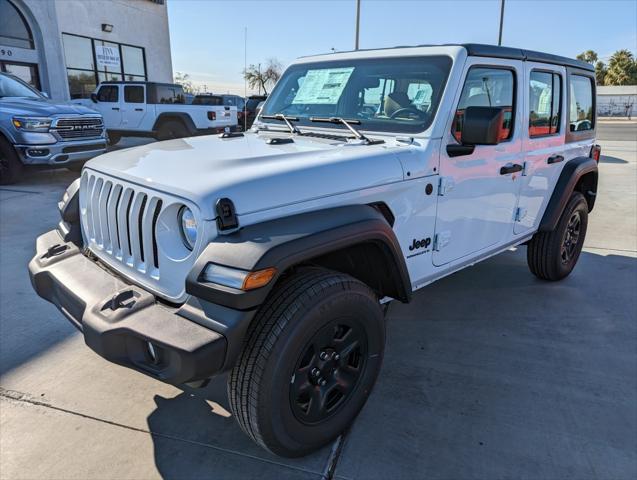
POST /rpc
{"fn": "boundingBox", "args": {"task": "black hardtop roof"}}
[100,81,181,87]
[305,43,594,72]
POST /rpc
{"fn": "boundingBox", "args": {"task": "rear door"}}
[514,64,566,234]
[96,84,122,129]
[121,84,146,130]
[433,59,524,266]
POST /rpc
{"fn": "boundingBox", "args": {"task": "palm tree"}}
[605,50,637,86]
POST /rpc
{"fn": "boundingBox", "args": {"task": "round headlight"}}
[178,206,197,250]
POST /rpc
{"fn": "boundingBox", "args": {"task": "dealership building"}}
[0,0,173,100]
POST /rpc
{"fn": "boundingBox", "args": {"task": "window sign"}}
[292,67,354,104]
[95,45,120,69]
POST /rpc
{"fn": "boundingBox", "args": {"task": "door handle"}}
[112,107,120,111]
[135,108,143,112]
[547,155,564,164]
[500,163,523,175]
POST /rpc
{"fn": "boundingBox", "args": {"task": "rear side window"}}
[529,71,561,137]
[97,85,118,102]
[156,86,185,104]
[124,85,144,103]
[453,67,515,142]
[569,75,594,132]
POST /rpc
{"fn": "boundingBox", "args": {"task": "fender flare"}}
[539,156,598,232]
[186,204,412,310]
[152,112,196,135]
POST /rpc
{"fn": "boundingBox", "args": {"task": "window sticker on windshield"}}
[292,67,354,104]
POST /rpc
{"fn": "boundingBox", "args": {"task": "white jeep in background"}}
[73,81,238,143]
[30,44,600,457]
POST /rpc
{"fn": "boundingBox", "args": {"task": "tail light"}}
[207,111,216,121]
[590,144,601,163]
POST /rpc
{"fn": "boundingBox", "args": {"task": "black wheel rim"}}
[561,211,581,264]
[289,320,368,425]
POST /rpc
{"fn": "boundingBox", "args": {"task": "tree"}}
[595,61,607,86]
[243,58,283,95]
[576,50,598,64]
[604,50,637,86]
[174,72,195,94]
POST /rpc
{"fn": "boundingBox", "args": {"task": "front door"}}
[433,60,524,266]
[95,84,122,129]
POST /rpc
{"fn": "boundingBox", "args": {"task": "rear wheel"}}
[527,192,588,281]
[228,268,385,457]
[156,120,189,140]
[0,137,23,185]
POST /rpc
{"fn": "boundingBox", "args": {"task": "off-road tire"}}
[527,191,588,281]
[228,268,385,457]
[0,137,23,185]
[67,162,85,173]
[156,120,189,141]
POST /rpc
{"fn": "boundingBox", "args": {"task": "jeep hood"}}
[85,133,406,220]
[0,97,99,116]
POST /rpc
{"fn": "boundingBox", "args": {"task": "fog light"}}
[27,148,49,157]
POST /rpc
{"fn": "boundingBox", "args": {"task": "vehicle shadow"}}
[599,154,628,164]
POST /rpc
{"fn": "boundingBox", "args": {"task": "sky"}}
[167,0,637,95]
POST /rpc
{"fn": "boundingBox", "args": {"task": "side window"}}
[97,85,118,102]
[569,75,594,132]
[236,97,245,109]
[452,67,515,142]
[529,71,561,137]
[124,85,144,103]
[156,86,184,104]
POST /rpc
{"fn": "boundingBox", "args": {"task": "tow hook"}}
[41,243,68,260]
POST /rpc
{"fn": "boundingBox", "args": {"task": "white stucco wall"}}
[597,85,637,117]
[54,0,173,84]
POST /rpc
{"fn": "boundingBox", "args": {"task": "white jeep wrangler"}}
[29,44,600,457]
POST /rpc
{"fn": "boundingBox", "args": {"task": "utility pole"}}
[354,0,361,50]
[498,0,505,46]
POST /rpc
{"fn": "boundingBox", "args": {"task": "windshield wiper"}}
[261,113,302,134]
[309,117,383,145]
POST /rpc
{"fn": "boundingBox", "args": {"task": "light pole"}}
[498,0,505,46]
[354,0,361,50]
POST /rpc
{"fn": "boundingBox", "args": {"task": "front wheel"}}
[527,191,589,281]
[228,268,385,457]
[0,137,23,185]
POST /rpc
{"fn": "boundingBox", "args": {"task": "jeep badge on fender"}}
[28,43,599,458]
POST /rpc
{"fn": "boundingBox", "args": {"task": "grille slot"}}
[53,117,104,140]
[82,173,162,274]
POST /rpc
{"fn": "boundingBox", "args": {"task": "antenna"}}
[244,26,248,131]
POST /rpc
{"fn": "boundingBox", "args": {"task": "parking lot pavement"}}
[1,126,636,479]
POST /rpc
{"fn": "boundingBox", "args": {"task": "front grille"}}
[79,171,202,302]
[53,117,104,140]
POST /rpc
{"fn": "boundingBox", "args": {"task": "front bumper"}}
[16,138,107,166]
[28,229,254,385]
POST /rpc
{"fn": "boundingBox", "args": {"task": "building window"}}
[0,0,34,49]
[62,33,147,99]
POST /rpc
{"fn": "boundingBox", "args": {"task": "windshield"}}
[0,73,42,99]
[261,55,452,134]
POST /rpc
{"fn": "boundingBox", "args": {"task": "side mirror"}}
[460,106,504,145]
[90,92,98,103]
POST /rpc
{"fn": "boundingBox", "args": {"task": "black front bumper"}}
[28,229,255,385]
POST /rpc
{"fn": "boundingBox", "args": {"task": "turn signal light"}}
[242,268,277,291]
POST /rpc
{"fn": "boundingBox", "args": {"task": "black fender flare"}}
[152,112,196,135]
[539,156,598,232]
[186,204,412,310]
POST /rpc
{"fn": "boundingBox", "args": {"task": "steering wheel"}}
[390,107,426,120]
